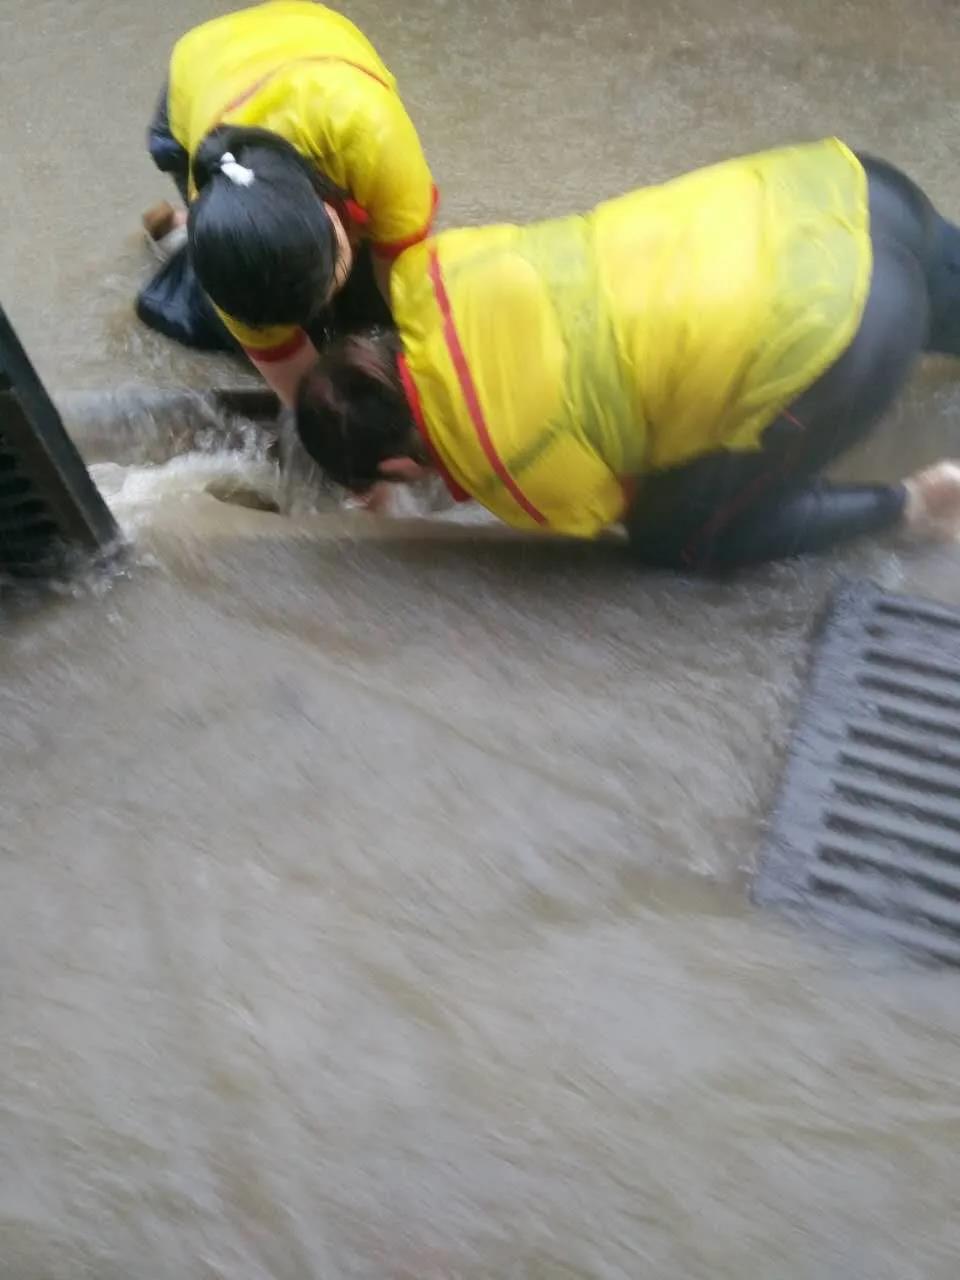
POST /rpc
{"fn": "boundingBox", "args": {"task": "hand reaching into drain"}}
[903,461,960,540]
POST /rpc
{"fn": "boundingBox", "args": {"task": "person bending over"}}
[294,140,960,568]
[141,1,438,405]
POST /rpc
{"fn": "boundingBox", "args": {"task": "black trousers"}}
[626,157,960,570]
[146,81,191,202]
[140,84,391,352]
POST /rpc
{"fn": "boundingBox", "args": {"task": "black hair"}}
[295,331,417,491]
[189,125,342,329]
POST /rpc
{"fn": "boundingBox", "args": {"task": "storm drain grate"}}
[754,581,960,963]
[0,306,118,578]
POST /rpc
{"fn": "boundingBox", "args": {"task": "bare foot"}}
[903,460,960,540]
[142,201,188,263]
[143,200,175,240]
[142,201,187,240]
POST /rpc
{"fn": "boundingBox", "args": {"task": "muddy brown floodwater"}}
[3,1,960,1277]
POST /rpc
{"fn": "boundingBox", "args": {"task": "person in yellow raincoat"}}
[141,1,438,405]
[295,140,960,570]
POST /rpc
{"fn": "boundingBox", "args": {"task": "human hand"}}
[342,481,395,515]
[903,460,960,540]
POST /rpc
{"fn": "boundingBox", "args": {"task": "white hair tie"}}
[220,152,255,187]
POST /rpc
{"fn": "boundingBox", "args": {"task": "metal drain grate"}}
[0,306,118,578]
[754,581,960,963]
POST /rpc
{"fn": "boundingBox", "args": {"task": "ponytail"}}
[188,126,343,329]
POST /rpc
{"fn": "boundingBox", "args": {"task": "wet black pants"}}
[626,157,960,571]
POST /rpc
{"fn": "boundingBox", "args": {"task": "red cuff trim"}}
[343,198,371,230]
[243,330,309,364]
[397,352,470,503]
[426,246,547,526]
[371,186,440,260]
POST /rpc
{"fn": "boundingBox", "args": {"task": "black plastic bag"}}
[135,245,239,354]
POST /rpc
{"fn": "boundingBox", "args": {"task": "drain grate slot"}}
[871,694,958,738]
[858,672,960,712]
[875,597,960,632]
[832,776,960,831]
[818,835,960,894]
[0,306,118,578]
[844,722,960,770]
[863,647,960,685]
[825,801,959,862]
[754,581,960,963]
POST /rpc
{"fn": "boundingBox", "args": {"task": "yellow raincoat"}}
[166,1,437,357]
[392,139,872,538]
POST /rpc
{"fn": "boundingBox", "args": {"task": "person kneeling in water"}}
[142,1,437,405]
[294,140,960,570]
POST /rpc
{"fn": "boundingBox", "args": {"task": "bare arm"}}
[248,339,321,409]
